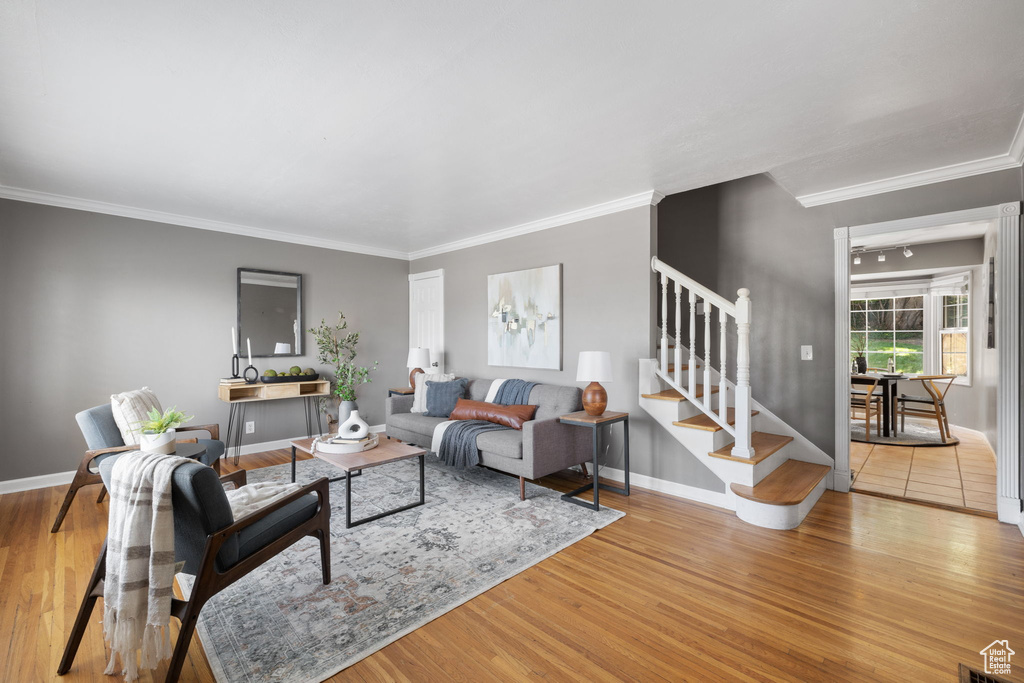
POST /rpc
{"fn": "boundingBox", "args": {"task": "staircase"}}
[640,257,833,530]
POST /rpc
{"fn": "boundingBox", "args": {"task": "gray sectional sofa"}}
[385,379,592,499]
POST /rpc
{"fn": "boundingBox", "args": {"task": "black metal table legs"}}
[560,418,630,511]
[344,454,425,528]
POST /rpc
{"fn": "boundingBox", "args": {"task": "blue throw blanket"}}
[494,379,537,406]
[439,420,508,468]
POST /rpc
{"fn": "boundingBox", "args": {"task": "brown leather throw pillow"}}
[448,398,537,430]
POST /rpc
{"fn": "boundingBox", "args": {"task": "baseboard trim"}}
[0,470,76,494]
[594,465,734,511]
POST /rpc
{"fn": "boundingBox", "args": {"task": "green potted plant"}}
[851,334,867,374]
[136,406,193,454]
[309,313,378,426]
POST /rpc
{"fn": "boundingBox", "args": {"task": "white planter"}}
[140,429,176,454]
[338,409,369,440]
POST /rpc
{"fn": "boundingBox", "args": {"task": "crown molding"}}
[795,110,1024,208]
[0,184,410,260]
[408,190,664,260]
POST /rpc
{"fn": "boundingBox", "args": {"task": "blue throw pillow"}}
[425,378,470,418]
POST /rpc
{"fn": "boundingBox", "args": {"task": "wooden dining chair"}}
[850,375,883,441]
[897,375,956,443]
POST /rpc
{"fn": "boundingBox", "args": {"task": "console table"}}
[218,380,331,463]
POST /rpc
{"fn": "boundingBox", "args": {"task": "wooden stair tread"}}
[673,408,758,432]
[730,460,830,506]
[663,364,696,373]
[642,385,720,402]
[708,432,793,464]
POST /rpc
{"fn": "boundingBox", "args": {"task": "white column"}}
[996,202,1021,523]
[832,227,851,492]
[674,282,683,386]
[731,288,754,458]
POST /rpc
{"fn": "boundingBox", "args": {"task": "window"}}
[940,292,969,377]
[850,296,924,373]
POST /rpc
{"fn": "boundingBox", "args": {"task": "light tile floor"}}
[850,421,997,513]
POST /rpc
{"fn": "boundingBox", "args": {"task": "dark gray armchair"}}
[51,404,225,533]
[58,456,331,682]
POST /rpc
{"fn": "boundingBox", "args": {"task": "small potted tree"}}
[309,313,378,428]
[137,406,193,454]
[851,334,868,374]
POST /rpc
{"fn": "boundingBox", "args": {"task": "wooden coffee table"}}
[290,436,426,528]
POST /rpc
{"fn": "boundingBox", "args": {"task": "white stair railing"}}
[652,256,754,458]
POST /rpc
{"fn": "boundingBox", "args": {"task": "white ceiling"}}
[2,1,1023,258]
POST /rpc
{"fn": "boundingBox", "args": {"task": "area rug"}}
[178,456,623,682]
[850,420,959,447]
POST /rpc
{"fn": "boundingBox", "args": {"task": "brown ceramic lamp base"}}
[409,367,424,388]
[582,381,608,416]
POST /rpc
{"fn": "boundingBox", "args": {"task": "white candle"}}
[232,327,238,355]
[247,338,252,367]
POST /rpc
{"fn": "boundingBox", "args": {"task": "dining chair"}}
[57,457,331,683]
[51,404,224,533]
[897,375,956,443]
[850,375,882,441]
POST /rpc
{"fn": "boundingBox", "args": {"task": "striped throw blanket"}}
[104,452,193,681]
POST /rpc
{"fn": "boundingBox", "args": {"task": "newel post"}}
[731,288,754,458]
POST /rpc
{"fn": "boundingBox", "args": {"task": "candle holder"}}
[243,365,259,384]
[231,354,240,379]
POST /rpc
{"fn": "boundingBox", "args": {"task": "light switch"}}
[801,345,813,361]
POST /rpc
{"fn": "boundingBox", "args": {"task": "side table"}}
[558,410,630,511]
[388,387,415,397]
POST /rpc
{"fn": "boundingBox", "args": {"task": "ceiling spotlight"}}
[903,246,913,258]
[853,255,861,265]
[878,253,886,262]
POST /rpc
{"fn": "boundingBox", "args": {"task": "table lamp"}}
[407,347,431,388]
[577,351,612,416]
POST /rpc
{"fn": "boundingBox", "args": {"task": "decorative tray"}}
[312,433,379,454]
[260,372,319,383]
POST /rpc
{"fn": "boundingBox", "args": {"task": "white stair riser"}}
[732,478,827,530]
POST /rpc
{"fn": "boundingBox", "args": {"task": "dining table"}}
[851,373,906,438]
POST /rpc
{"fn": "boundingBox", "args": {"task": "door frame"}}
[409,269,445,374]
[833,203,1021,525]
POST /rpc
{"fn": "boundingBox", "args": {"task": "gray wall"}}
[658,167,1023,456]
[851,238,985,278]
[411,205,724,492]
[0,199,409,481]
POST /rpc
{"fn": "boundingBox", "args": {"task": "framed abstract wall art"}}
[487,264,562,369]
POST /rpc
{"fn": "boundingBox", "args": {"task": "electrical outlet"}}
[245,421,255,434]
[801,345,813,361]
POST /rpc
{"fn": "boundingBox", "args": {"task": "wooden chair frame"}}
[850,376,883,442]
[57,469,331,682]
[898,375,956,444]
[51,424,221,533]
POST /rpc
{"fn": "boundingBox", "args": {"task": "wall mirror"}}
[237,268,303,357]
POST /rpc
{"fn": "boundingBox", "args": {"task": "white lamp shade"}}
[407,347,431,369]
[576,351,613,383]
[274,342,292,354]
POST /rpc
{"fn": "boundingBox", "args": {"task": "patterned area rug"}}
[178,456,623,682]
[850,420,959,447]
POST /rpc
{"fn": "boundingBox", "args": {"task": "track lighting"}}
[903,246,913,258]
[853,255,861,265]
[877,253,885,262]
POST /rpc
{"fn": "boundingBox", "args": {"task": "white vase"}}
[140,429,176,454]
[338,409,369,440]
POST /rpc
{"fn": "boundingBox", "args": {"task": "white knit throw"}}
[104,452,193,682]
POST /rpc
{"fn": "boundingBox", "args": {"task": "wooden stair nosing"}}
[729,460,830,506]
[672,408,759,432]
[642,385,720,403]
[708,432,793,464]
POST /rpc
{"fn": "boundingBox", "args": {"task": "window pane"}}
[959,305,969,328]
[896,296,923,309]
[894,332,923,354]
[850,299,866,311]
[850,311,865,330]
[867,311,892,331]
[944,306,958,328]
[850,332,867,356]
[942,352,967,376]
[894,309,923,331]
[867,298,893,311]
[867,352,892,370]
[895,353,923,374]
[942,332,967,353]
[867,332,894,353]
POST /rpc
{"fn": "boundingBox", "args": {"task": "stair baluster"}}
[688,291,697,399]
[703,300,712,413]
[719,310,727,424]
[674,282,683,386]
[660,274,668,375]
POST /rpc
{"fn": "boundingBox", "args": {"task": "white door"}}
[409,269,445,374]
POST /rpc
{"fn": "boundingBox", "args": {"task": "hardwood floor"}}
[3,448,1023,682]
[851,423,998,514]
